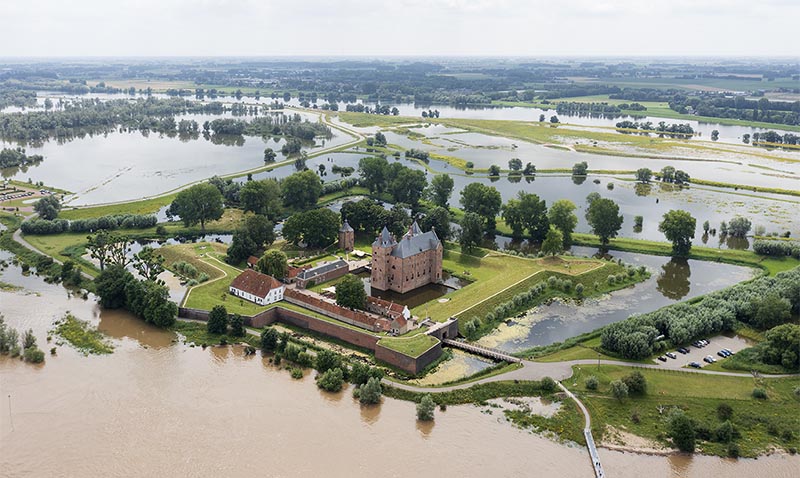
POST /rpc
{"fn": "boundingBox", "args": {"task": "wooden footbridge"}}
[441,339,522,363]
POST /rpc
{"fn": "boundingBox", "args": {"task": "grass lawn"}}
[60,194,177,220]
[567,365,800,457]
[378,334,439,358]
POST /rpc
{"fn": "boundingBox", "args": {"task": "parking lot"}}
[650,334,752,370]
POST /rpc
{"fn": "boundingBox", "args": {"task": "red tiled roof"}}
[367,296,405,314]
[247,256,260,266]
[230,269,282,298]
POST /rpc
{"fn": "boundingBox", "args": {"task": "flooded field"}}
[476,247,756,352]
[0,256,797,477]
[0,110,352,206]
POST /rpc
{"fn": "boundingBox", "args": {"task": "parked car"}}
[658,356,667,362]
[689,362,701,368]
[704,355,716,363]
[678,347,690,354]
[701,339,710,346]
[723,348,734,355]
[666,352,677,359]
[693,341,704,348]
[717,351,728,358]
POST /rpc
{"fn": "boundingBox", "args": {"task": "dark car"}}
[678,347,690,354]
[717,351,727,358]
[703,355,716,364]
[658,356,667,362]
[689,362,701,368]
[666,352,677,359]
[723,348,734,355]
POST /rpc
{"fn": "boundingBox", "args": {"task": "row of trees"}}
[601,267,800,359]
[95,265,177,328]
[22,212,157,235]
[0,147,43,168]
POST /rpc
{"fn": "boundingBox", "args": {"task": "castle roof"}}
[409,220,422,235]
[391,229,440,259]
[230,269,283,298]
[340,219,354,233]
[373,226,397,247]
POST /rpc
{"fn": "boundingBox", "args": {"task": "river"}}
[1,250,799,477]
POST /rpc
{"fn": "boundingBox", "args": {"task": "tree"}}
[358,156,388,193]
[523,162,536,176]
[281,170,322,209]
[610,379,629,401]
[336,274,366,310]
[207,305,228,335]
[34,195,60,220]
[702,220,710,233]
[316,367,344,392]
[635,168,652,183]
[668,409,696,453]
[728,217,752,238]
[548,199,578,247]
[586,198,624,245]
[585,192,601,206]
[761,323,800,369]
[428,174,454,208]
[539,114,545,122]
[572,161,588,176]
[260,327,279,352]
[711,130,720,141]
[661,166,676,183]
[227,229,258,265]
[227,214,275,264]
[358,377,382,404]
[541,226,564,256]
[389,168,427,207]
[416,394,436,421]
[459,212,484,252]
[256,250,288,279]
[315,349,343,374]
[133,246,165,282]
[622,371,647,395]
[460,183,502,233]
[488,165,501,177]
[282,208,340,248]
[229,314,245,337]
[87,231,132,271]
[419,206,452,241]
[753,294,791,329]
[263,148,276,162]
[239,179,281,220]
[95,265,135,309]
[658,210,696,257]
[170,183,224,231]
[508,158,522,172]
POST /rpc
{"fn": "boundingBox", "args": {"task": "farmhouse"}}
[229,269,285,305]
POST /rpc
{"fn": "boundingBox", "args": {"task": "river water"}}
[1,250,798,477]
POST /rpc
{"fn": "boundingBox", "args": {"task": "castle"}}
[371,221,443,294]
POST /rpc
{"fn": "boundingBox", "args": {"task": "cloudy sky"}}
[3,0,799,57]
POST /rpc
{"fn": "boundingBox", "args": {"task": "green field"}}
[567,365,800,457]
[378,334,439,357]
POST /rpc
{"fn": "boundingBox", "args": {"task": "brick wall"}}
[284,288,381,332]
[375,341,442,375]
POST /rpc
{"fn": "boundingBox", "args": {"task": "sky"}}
[3,0,800,57]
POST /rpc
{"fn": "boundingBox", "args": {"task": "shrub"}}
[610,380,629,401]
[575,283,585,297]
[417,394,436,421]
[667,409,696,453]
[316,367,345,392]
[229,314,245,337]
[540,376,556,392]
[752,388,768,400]
[315,349,343,374]
[714,421,735,443]
[23,347,45,363]
[358,377,382,404]
[717,403,733,421]
[207,305,228,335]
[290,368,303,379]
[728,443,740,458]
[585,376,599,390]
[622,371,647,395]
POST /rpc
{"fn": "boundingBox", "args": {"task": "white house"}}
[229,269,285,306]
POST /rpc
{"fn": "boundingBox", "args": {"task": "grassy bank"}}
[567,365,800,457]
[378,334,439,357]
[50,313,114,355]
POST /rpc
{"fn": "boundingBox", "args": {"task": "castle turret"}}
[339,219,354,252]
[371,226,396,291]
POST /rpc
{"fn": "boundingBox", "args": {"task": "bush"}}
[714,421,735,443]
[416,394,436,421]
[610,380,629,401]
[358,377,382,404]
[585,376,599,390]
[23,347,45,363]
[717,403,733,421]
[622,371,647,395]
[728,443,740,458]
[667,409,696,453]
[752,388,768,400]
[316,367,345,392]
[229,314,245,337]
[315,349,343,374]
[540,376,556,392]
[575,283,585,297]
[207,305,228,335]
[290,368,304,379]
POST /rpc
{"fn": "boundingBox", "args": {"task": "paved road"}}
[12,218,95,281]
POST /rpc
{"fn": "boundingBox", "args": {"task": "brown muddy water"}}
[1,260,798,477]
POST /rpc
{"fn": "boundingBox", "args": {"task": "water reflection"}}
[97,308,175,349]
[416,419,435,438]
[656,258,691,300]
[359,402,381,425]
